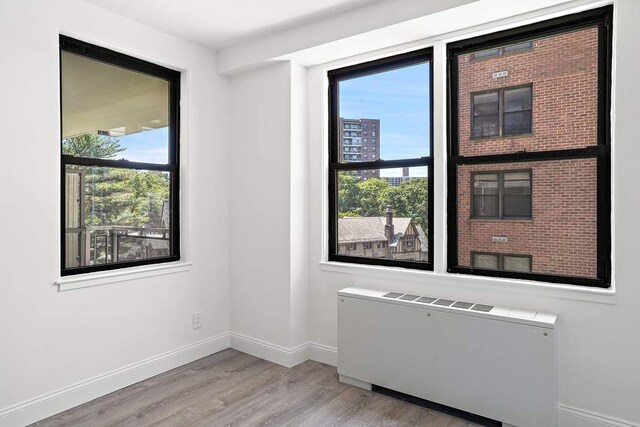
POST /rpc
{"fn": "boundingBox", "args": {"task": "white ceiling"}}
[84,0,380,49]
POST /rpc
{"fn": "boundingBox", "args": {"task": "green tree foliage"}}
[337,172,428,231]
[64,134,169,229]
[62,133,125,159]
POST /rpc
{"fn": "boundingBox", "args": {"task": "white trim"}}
[0,333,229,427]
[228,333,338,368]
[307,342,338,366]
[56,261,193,291]
[319,261,616,304]
[558,403,640,427]
[229,332,309,368]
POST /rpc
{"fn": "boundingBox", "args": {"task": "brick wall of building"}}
[456,26,599,278]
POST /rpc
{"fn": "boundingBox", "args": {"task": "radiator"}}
[337,287,558,427]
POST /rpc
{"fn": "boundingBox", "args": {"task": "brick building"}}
[338,118,380,178]
[456,27,598,278]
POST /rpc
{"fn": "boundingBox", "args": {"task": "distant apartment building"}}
[456,27,598,277]
[338,118,380,179]
[338,206,427,261]
[384,167,411,187]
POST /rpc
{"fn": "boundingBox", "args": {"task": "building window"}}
[470,41,532,60]
[60,36,181,276]
[471,252,532,272]
[472,171,531,218]
[471,85,532,138]
[329,48,433,270]
[447,6,612,287]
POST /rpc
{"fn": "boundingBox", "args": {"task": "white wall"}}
[0,0,230,424]
[228,61,308,352]
[304,0,640,425]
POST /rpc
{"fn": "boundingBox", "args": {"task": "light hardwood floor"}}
[33,349,481,427]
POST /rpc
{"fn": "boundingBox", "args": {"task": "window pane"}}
[472,92,499,137]
[503,255,531,272]
[473,195,499,217]
[458,25,599,155]
[472,253,498,269]
[337,167,428,262]
[503,41,532,53]
[503,111,532,135]
[457,158,597,279]
[504,87,531,112]
[503,195,531,217]
[472,48,500,59]
[61,51,170,164]
[63,165,172,269]
[337,62,430,161]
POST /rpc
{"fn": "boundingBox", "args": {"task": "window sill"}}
[56,261,193,292]
[318,261,616,304]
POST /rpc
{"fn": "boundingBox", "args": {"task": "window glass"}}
[336,167,428,263]
[337,62,430,162]
[63,166,172,269]
[61,52,170,164]
[329,49,433,270]
[449,8,611,287]
[503,171,532,217]
[472,92,499,138]
[458,26,599,156]
[472,173,499,217]
[472,253,499,269]
[457,159,598,279]
[61,36,179,275]
[504,255,532,272]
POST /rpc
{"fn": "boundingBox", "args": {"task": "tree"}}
[62,133,125,159]
[336,173,429,231]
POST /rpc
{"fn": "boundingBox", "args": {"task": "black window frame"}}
[471,170,532,219]
[471,84,533,139]
[60,35,181,276]
[328,48,434,271]
[447,6,612,288]
[471,252,532,273]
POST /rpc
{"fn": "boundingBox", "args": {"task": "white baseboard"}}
[0,333,230,427]
[558,404,639,427]
[307,342,337,366]
[228,333,337,368]
[228,332,308,368]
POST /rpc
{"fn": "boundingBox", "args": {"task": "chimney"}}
[385,205,394,243]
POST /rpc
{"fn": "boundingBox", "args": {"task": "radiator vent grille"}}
[382,292,494,312]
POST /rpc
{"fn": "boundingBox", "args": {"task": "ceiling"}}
[84,0,380,49]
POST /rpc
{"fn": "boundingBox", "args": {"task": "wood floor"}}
[33,349,481,427]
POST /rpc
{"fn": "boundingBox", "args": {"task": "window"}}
[448,6,612,287]
[471,252,532,272]
[472,171,531,218]
[60,36,180,276]
[470,41,532,60]
[471,85,532,138]
[363,242,373,249]
[329,49,433,270]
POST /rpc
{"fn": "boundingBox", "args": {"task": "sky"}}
[339,62,430,177]
[116,127,169,164]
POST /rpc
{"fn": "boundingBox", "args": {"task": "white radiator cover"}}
[337,287,558,427]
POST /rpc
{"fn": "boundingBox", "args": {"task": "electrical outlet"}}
[192,311,202,329]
